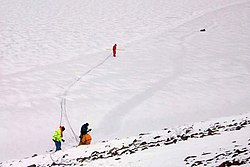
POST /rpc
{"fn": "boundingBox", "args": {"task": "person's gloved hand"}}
[62,139,65,142]
[88,129,92,132]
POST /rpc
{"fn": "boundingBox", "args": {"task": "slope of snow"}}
[1,113,250,167]
[0,0,250,163]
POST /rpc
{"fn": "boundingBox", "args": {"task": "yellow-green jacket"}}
[52,128,63,141]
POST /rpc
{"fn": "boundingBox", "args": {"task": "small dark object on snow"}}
[200,28,206,32]
[154,136,161,139]
[32,154,38,157]
[184,155,197,161]
[218,160,244,167]
[27,164,36,167]
[62,154,68,158]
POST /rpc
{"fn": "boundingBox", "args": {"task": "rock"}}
[191,160,203,166]
[180,134,189,141]
[154,136,161,139]
[184,155,197,161]
[207,128,214,135]
[27,164,36,167]
[76,157,88,163]
[32,154,38,158]
[236,126,242,130]
[218,160,244,167]
[140,141,147,146]
[202,152,211,155]
[240,120,247,126]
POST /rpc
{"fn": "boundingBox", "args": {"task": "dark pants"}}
[53,140,61,151]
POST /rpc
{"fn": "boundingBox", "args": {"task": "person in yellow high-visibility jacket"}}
[78,133,92,146]
[52,126,65,151]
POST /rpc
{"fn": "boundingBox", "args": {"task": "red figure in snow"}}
[113,44,117,57]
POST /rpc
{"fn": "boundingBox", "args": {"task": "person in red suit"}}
[113,44,117,57]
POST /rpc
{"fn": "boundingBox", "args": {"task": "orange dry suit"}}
[79,133,92,145]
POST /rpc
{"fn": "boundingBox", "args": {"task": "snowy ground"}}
[1,113,250,167]
[0,0,250,165]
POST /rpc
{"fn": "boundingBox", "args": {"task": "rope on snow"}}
[59,53,113,142]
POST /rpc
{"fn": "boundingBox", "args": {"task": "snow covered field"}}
[2,113,250,166]
[1,0,250,165]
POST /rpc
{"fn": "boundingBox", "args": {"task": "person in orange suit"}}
[78,133,92,146]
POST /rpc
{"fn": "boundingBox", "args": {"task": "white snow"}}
[1,0,250,166]
[2,113,250,167]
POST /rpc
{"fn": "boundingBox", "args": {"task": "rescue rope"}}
[63,97,78,142]
[59,53,112,143]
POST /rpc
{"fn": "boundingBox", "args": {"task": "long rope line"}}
[63,97,78,142]
[60,98,64,126]
[59,53,112,142]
